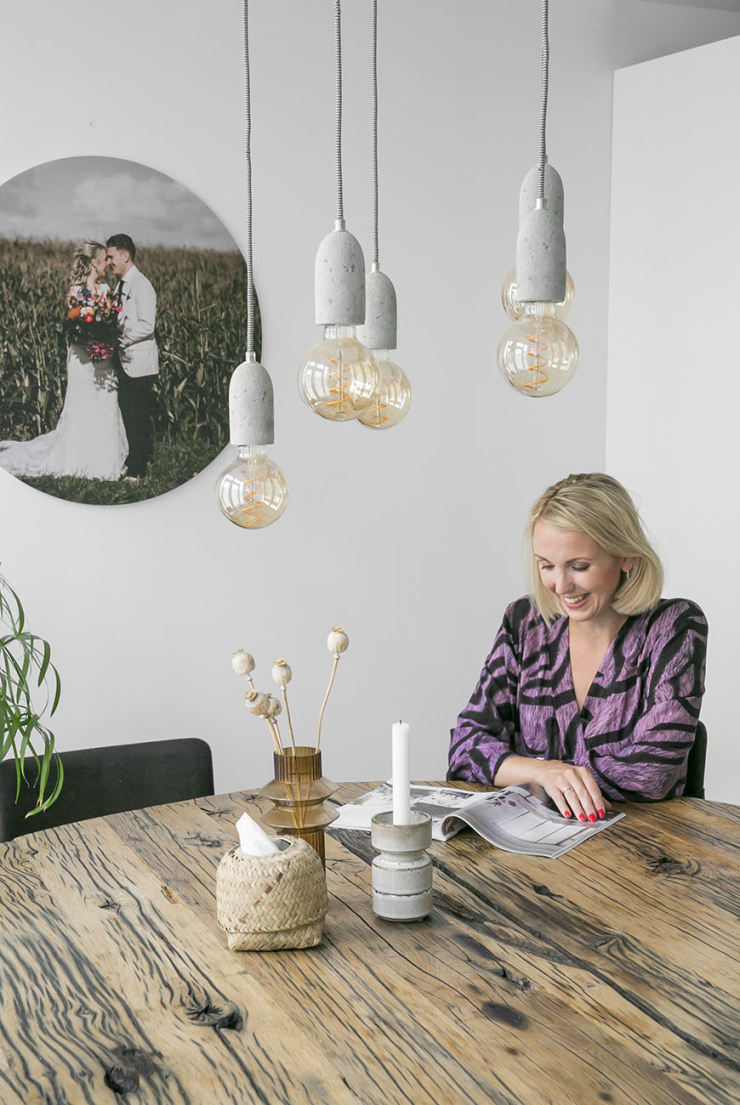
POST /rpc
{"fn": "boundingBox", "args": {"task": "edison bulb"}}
[216,445,289,529]
[498,302,579,397]
[501,266,575,322]
[298,325,378,421]
[358,353,412,430]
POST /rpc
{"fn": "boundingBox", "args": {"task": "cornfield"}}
[0,237,261,450]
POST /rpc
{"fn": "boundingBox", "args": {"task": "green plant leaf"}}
[36,729,55,805]
[12,746,22,802]
[1,710,21,762]
[0,576,62,814]
[49,664,61,715]
[11,586,25,634]
[2,647,32,711]
[37,638,51,684]
[18,714,41,768]
[19,638,32,686]
[26,755,64,816]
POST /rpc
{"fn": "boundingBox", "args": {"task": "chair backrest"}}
[0,737,214,843]
[683,721,707,800]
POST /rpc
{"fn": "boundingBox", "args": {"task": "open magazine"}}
[330,783,624,859]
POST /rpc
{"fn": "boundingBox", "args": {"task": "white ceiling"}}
[636,0,740,10]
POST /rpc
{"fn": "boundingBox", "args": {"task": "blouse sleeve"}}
[447,600,526,785]
[589,601,708,802]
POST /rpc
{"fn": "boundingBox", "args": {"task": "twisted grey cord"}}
[371,0,379,266]
[335,0,344,222]
[538,0,549,202]
[243,0,255,356]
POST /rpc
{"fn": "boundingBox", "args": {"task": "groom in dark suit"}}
[106,234,159,481]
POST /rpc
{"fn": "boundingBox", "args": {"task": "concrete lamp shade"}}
[357,268,397,351]
[314,221,366,326]
[228,356,275,446]
[518,161,565,225]
[515,205,567,304]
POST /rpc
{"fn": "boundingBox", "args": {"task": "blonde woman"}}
[0,240,127,481]
[448,474,707,815]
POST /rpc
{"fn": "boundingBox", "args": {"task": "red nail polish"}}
[563,810,571,818]
[597,809,605,819]
[588,813,596,823]
[579,813,587,822]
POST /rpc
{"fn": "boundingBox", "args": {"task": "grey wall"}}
[608,34,740,802]
[1,0,738,794]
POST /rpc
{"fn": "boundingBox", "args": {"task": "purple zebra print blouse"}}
[448,597,707,802]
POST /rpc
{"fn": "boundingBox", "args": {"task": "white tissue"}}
[235,812,282,856]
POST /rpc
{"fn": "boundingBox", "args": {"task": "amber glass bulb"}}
[298,325,378,421]
[498,302,579,397]
[501,266,575,322]
[216,445,289,528]
[358,352,412,430]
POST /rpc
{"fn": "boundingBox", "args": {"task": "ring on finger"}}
[562,786,574,795]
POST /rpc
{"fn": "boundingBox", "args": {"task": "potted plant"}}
[0,574,63,816]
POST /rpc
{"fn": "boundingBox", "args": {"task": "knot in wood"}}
[104,1066,140,1093]
[647,853,700,877]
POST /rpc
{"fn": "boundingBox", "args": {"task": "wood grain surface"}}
[0,785,737,1104]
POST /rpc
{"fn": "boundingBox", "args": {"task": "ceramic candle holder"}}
[370,810,433,922]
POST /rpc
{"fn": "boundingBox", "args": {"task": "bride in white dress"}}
[0,241,128,481]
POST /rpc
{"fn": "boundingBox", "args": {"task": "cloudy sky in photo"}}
[0,157,238,251]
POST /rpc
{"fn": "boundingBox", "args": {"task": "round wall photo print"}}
[0,156,259,504]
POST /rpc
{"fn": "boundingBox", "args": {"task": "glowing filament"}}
[365,386,389,427]
[241,474,265,527]
[328,356,351,414]
[525,329,549,389]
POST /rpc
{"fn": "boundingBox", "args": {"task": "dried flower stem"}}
[281,687,297,754]
[316,655,339,752]
[272,715,285,749]
[265,717,282,756]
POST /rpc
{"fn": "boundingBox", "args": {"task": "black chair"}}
[683,721,707,799]
[0,737,214,843]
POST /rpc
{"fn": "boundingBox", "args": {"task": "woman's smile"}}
[561,593,589,610]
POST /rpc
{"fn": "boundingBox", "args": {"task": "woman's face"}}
[533,521,632,627]
[93,249,108,279]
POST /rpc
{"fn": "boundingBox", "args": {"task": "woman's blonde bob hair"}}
[526,473,664,625]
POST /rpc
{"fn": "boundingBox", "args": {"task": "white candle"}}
[392,720,411,824]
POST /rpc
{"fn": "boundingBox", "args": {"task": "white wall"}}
[608,34,740,802]
[1,1,739,795]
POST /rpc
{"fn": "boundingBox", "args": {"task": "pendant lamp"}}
[498,0,578,398]
[357,0,412,431]
[297,0,379,421]
[216,0,289,528]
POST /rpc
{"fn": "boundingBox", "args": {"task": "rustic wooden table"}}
[0,783,738,1105]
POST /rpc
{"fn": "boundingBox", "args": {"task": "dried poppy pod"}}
[245,689,270,716]
[232,649,255,676]
[266,696,283,718]
[272,659,292,686]
[327,627,349,657]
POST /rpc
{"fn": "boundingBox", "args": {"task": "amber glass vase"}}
[259,747,337,867]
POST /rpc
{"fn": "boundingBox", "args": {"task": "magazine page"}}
[330,783,486,841]
[446,787,624,858]
[331,782,624,856]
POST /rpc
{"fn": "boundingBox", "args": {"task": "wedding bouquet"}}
[65,286,122,364]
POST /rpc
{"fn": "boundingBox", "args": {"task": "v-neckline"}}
[565,615,633,720]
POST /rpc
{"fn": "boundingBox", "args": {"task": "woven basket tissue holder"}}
[217,836,328,951]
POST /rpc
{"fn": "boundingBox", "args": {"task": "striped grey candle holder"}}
[370,810,433,922]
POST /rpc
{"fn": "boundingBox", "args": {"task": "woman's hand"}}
[529,760,609,821]
[493,755,610,821]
